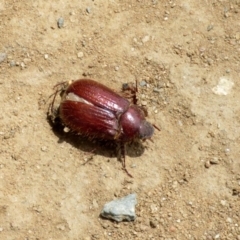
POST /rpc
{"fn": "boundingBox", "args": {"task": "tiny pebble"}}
[9,60,16,67]
[139,80,147,87]
[153,88,160,93]
[57,17,64,28]
[44,54,48,60]
[210,157,219,164]
[20,62,25,69]
[77,52,84,58]
[0,53,7,63]
[172,181,178,188]
[63,127,70,133]
[205,161,211,168]
[214,234,220,239]
[220,200,227,206]
[114,66,119,71]
[41,146,47,152]
[142,35,150,43]
[86,7,91,13]
[149,220,157,228]
[141,101,147,106]
[207,24,214,31]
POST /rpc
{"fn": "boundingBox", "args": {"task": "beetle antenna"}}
[153,124,161,131]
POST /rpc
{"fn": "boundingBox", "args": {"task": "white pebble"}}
[77,52,84,58]
[212,77,234,95]
[142,35,150,43]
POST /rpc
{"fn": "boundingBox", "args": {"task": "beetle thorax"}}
[120,105,154,141]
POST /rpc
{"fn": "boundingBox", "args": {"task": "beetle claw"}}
[122,167,133,178]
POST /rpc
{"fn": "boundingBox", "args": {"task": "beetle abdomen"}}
[60,100,119,139]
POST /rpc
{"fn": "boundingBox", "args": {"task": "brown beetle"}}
[49,79,155,177]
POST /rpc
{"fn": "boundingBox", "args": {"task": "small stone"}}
[100,193,137,222]
[214,234,220,239]
[139,80,147,87]
[153,88,160,93]
[142,35,150,43]
[63,127,70,133]
[77,52,84,58]
[205,160,211,168]
[44,54,48,60]
[150,220,157,228]
[0,53,7,63]
[114,66,119,71]
[20,62,25,69]
[86,7,91,13]
[57,17,64,28]
[226,217,232,223]
[172,181,178,188]
[141,101,147,106]
[220,200,227,206]
[207,25,214,31]
[210,157,219,164]
[9,60,16,67]
[41,146,47,152]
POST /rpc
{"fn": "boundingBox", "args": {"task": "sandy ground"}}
[0,0,240,239]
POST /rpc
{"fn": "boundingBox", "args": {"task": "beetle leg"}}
[120,143,133,178]
[122,80,138,105]
[48,89,59,116]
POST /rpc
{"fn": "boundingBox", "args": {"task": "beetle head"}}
[139,120,154,139]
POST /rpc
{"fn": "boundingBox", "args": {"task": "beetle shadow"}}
[46,116,145,161]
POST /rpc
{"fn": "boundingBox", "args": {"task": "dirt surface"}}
[1,0,240,239]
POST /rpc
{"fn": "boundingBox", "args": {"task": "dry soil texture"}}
[0,0,240,239]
